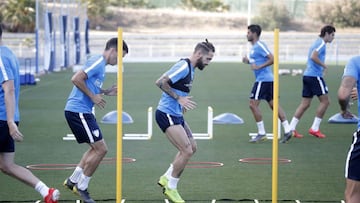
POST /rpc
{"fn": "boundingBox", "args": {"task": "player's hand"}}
[351,87,358,100]
[8,122,23,142]
[341,110,354,119]
[104,85,117,96]
[92,94,106,109]
[242,56,249,64]
[178,96,197,111]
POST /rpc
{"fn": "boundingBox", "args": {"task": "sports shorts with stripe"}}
[302,76,328,98]
[65,111,103,144]
[0,120,18,152]
[155,109,185,133]
[250,81,273,102]
[345,131,360,181]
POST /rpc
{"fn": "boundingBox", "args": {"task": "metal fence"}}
[3,31,360,73]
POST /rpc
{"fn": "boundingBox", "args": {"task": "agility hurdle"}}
[63,106,213,141]
[123,107,153,140]
[193,106,213,140]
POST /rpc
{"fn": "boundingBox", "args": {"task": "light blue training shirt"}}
[65,55,106,113]
[157,59,194,117]
[0,46,20,121]
[304,38,327,77]
[248,41,274,82]
[342,55,360,129]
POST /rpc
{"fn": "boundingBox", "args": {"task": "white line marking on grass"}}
[164,199,170,203]
[211,199,216,203]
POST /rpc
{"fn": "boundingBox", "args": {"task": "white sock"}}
[164,164,173,177]
[168,175,179,190]
[282,120,291,134]
[289,117,299,131]
[311,117,322,131]
[77,174,91,191]
[257,121,266,135]
[35,181,49,198]
[69,166,83,183]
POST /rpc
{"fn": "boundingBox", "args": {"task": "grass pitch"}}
[0,62,353,202]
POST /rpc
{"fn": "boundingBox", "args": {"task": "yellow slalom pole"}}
[116,28,124,203]
[272,28,280,203]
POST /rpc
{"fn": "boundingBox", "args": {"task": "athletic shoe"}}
[158,175,168,188]
[249,134,267,143]
[293,130,303,138]
[63,178,75,192]
[164,188,185,203]
[309,129,326,138]
[73,185,96,203]
[44,188,60,203]
[280,131,293,143]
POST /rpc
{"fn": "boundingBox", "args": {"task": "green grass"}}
[0,62,353,203]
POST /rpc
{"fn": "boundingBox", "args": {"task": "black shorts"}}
[0,120,18,153]
[250,81,273,102]
[345,131,360,181]
[155,109,184,133]
[65,111,103,144]
[302,76,328,98]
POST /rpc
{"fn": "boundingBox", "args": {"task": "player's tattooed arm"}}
[155,75,179,100]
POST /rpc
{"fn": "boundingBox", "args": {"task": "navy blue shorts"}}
[155,109,184,133]
[302,76,328,98]
[65,111,103,144]
[250,81,273,102]
[345,131,360,181]
[0,120,18,153]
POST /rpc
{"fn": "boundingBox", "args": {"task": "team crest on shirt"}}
[93,129,100,137]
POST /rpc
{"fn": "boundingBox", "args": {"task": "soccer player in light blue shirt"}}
[338,55,360,203]
[63,38,128,203]
[0,25,60,203]
[289,25,335,139]
[242,24,292,143]
[155,40,215,203]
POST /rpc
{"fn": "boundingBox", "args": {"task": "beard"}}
[196,59,205,70]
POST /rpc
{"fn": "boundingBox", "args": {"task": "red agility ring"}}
[26,157,136,170]
[239,157,291,164]
[186,161,224,168]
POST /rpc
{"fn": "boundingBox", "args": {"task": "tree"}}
[252,1,291,31]
[81,0,111,29]
[307,0,360,27]
[0,0,35,32]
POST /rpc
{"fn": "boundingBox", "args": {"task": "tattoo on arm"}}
[156,76,179,100]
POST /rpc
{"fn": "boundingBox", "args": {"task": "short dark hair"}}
[105,38,129,54]
[248,24,262,37]
[195,39,215,54]
[319,25,336,37]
